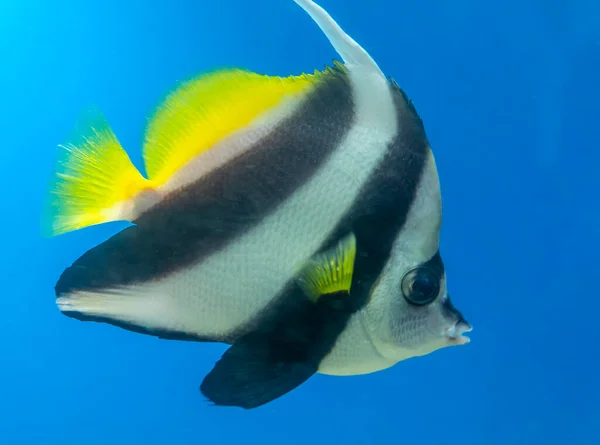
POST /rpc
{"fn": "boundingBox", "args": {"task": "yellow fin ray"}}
[43,110,152,237]
[297,233,357,302]
[142,68,321,185]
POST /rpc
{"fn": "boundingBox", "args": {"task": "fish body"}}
[46,0,471,408]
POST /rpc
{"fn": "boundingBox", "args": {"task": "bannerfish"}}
[45,0,472,409]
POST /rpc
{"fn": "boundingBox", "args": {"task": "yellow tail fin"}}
[43,110,152,237]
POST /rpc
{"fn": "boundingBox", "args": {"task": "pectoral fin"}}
[296,232,356,302]
[199,233,358,409]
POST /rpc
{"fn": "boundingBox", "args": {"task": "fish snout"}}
[444,318,472,345]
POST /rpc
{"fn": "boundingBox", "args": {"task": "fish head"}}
[396,265,470,351]
[362,148,471,362]
[366,252,471,363]
[365,255,472,362]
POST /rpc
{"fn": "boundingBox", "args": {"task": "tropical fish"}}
[45,0,472,409]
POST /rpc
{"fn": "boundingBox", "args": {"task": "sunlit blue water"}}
[1,0,598,444]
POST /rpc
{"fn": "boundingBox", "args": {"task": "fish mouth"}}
[444,320,472,345]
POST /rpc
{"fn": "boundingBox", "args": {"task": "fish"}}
[44,0,472,409]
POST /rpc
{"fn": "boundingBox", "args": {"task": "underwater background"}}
[1,0,598,443]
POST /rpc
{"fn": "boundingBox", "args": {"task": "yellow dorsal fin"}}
[296,233,357,302]
[142,68,321,186]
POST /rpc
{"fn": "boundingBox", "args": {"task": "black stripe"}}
[422,250,445,281]
[231,81,437,350]
[55,64,354,296]
[320,80,433,311]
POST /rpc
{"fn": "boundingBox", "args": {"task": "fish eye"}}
[401,267,441,305]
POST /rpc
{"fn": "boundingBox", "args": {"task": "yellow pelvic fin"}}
[142,68,322,186]
[43,109,152,237]
[296,233,357,302]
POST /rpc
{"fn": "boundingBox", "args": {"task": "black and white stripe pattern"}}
[56,64,354,294]
[238,82,435,374]
[55,1,443,378]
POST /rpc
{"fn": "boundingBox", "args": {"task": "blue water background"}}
[1,0,598,443]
